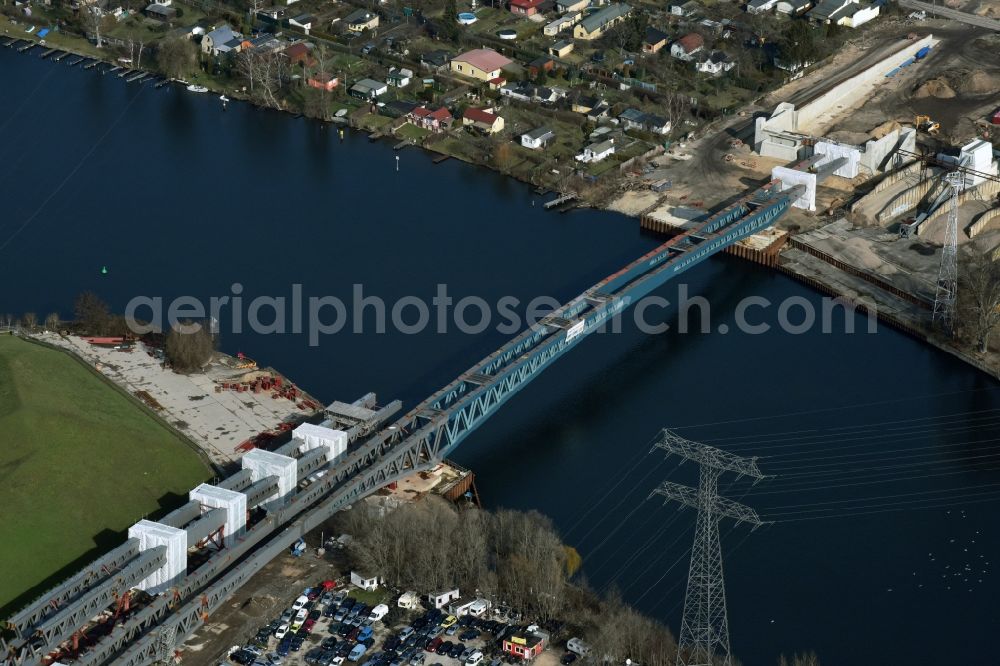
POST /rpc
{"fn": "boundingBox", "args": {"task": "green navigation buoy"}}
[101,266,108,275]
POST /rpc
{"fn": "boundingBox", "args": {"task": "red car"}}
[303,619,316,633]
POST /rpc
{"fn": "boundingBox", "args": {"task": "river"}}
[2,48,998,666]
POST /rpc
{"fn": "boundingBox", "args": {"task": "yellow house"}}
[345,8,379,32]
[573,3,631,40]
[450,48,513,82]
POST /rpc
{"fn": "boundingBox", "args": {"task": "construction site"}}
[619,19,1000,364]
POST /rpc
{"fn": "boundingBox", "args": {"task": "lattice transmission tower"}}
[648,430,767,666]
[932,171,965,330]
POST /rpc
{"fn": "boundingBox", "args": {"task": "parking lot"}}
[221,584,567,666]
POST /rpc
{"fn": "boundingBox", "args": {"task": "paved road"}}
[899,0,1000,31]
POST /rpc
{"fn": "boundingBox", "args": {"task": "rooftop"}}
[453,48,513,72]
[579,3,631,33]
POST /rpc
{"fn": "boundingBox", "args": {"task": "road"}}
[899,0,1000,30]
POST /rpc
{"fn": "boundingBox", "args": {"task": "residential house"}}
[144,3,176,21]
[543,11,580,35]
[488,76,507,90]
[746,0,778,13]
[521,126,555,149]
[421,50,451,71]
[573,3,631,40]
[450,48,513,81]
[500,83,562,103]
[503,631,546,660]
[344,8,379,32]
[510,0,544,15]
[556,0,588,11]
[670,0,699,16]
[463,107,505,134]
[349,78,388,100]
[642,27,669,54]
[808,0,878,25]
[427,589,461,610]
[572,94,611,120]
[616,109,672,134]
[201,24,241,55]
[528,56,555,78]
[670,33,704,61]
[284,41,311,66]
[350,571,380,591]
[776,0,812,15]
[382,100,418,117]
[549,39,574,57]
[410,105,454,132]
[244,34,282,54]
[307,72,339,91]
[257,6,286,21]
[387,67,413,87]
[288,13,313,33]
[695,50,735,75]
[576,138,615,163]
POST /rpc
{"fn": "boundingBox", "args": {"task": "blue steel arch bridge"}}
[1,179,802,666]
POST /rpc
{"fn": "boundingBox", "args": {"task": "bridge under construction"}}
[1,178,805,666]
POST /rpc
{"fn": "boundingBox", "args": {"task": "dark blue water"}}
[3,48,999,666]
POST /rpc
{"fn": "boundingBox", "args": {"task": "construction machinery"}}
[915,115,940,135]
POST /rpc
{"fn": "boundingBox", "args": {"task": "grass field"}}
[0,335,210,614]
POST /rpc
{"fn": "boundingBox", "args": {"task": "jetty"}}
[52,51,70,61]
[543,193,576,210]
[17,42,35,53]
[40,48,56,59]
[67,56,84,66]
[433,154,450,164]
[83,60,99,70]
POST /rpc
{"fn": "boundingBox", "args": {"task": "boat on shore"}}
[187,84,208,93]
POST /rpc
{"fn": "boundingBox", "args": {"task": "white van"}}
[567,638,590,656]
[368,603,390,622]
[466,651,484,666]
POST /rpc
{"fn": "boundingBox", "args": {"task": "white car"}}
[274,623,290,640]
[466,652,484,666]
[295,608,308,622]
[332,658,345,666]
[292,595,310,611]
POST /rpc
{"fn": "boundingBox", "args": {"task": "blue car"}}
[277,637,293,657]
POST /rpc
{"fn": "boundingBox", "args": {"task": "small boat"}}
[219,94,230,103]
[187,84,208,93]
[25,25,35,33]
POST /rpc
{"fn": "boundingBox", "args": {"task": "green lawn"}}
[0,335,210,614]
[348,587,390,607]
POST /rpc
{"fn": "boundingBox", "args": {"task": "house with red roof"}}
[410,106,454,132]
[670,33,704,61]
[307,72,339,91]
[510,0,545,14]
[450,48,513,81]
[462,107,505,134]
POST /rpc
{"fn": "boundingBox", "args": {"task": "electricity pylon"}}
[648,429,767,666]
[932,171,964,331]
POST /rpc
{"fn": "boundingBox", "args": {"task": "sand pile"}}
[913,78,956,99]
[869,120,902,139]
[957,69,1000,94]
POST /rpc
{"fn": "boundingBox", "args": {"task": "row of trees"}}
[334,498,678,665]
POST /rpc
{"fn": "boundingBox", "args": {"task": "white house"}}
[543,11,581,35]
[522,127,556,150]
[576,139,615,163]
[447,597,477,616]
[695,51,735,76]
[288,13,313,33]
[427,588,460,609]
[350,571,380,591]
[746,0,779,12]
[387,67,413,87]
[670,33,704,61]
[201,24,241,56]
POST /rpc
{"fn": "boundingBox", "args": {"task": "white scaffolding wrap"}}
[242,448,297,506]
[128,520,187,595]
[292,423,348,463]
[190,483,247,547]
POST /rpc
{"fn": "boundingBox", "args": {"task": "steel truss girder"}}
[7,547,167,666]
[4,539,140,642]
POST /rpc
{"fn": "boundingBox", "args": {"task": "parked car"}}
[459,630,479,641]
[293,596,310,611]
[349,644,369,662]
[436,642,452,656]
[440,616,457,629]
[466,652,484,666]
[426,637,443,653]
[361,42,375,55]
[274,623,290,640]
[459,648,475,662]
[445,626,458,637]
[560,654,577,666]
[359,626,374,642]
[399,627,415,640]
[448,644,466,659]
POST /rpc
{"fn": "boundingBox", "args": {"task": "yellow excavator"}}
[915,114,940,135]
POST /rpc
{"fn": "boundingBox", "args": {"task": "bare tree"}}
[959,240,1000,353]
[22,312,38,330]
[75,291,110,334]
[45,313,60,331]
[165,322,215,372]
[156,35,198,79]
[237,49,286,108]
[83,7,108,49]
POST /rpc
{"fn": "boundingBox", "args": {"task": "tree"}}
[440,0,460,42]
[165,322,215,372]
[45,313,60,331]
[958,241,1000,353]
[22,312,38,330]
[74,291,110,334]
[83,7,109,49]
[156,35,198,79]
